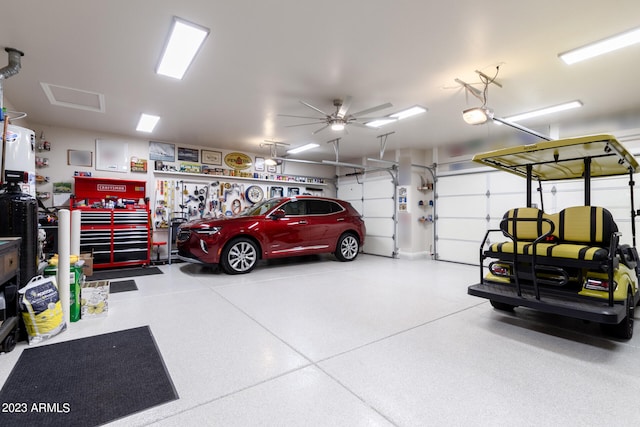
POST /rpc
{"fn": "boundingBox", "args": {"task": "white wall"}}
[27,122,337,210]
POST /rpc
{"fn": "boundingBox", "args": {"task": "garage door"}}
[338,170,397,257]
[436,167,637,265]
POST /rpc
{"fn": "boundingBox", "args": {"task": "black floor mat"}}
[87,266,163,281]
[109,279,138,293]
[0,326,178,427]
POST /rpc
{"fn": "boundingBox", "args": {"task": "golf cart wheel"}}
[490,300,516,312]
[220,237,258,275]
[602,290,634,339]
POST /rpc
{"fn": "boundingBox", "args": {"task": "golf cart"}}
[467,134,640,339]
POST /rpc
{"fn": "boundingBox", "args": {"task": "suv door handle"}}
[299,220,308,224]
[337,218,345,221]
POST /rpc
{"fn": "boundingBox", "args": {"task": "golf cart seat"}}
[486,206,618,263]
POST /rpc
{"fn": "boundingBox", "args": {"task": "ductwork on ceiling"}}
[0,47,25,122]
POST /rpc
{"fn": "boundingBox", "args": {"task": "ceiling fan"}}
[279,96,393,134]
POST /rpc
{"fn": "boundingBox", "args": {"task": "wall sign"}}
[224,152,252,170]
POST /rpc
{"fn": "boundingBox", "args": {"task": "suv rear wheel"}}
[335,233,359,262]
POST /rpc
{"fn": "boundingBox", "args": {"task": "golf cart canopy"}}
[472,134,639,181]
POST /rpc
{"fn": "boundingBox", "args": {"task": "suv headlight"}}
[195,226,221,236]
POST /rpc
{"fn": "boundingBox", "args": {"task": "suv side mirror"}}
[271,209,286,219]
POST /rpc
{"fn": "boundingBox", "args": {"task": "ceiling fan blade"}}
[350,102,393,118]
[285,121,327,128]
[278,114,325,120]
[337,96,352,118]
[300,100,329,116]
[312,124,330,135]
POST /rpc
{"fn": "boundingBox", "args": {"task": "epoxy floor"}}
[1,254,639,426]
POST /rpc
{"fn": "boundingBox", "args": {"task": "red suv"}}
[176,196,366,274]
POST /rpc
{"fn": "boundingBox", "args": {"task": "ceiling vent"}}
[40,82,105,113]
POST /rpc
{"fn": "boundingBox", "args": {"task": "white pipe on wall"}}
[71,209,81,255]
[57,209,70,325]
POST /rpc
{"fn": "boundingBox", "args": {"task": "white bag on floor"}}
[19,275,67,345]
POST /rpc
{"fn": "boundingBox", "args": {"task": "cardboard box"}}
[79,253,93,277]
[80,280,109,318]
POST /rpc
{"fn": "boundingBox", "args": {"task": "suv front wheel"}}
[221,237,258,274]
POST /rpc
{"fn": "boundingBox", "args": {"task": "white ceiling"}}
[1,1,640,162]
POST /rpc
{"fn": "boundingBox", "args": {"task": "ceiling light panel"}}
[367,105,427,128]
[390,106,427,120]
[559,26,640,64]
[156,17,210,79]
[136,113,160,132]
[287,143,319,154]
[503,101,582,122]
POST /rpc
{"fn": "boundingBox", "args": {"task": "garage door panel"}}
[363,236,395,258]
[438,174,486,194]
[363,178,394,198]
[339,172,397,258]
[363,198,394,215]
[438,218,488,241]
[487,172,526,193]
[489,193,527,218]
[437,195,485,217]
[437,240,480,265]
[365,218,394,237]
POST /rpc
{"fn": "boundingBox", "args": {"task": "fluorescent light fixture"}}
[502,101,582,122]
[462,107,493,125]
[322,160,366,169]
[366,105,427,127]
[390,105,427,120]
[287,143,319,154]
[559,26,640,65]
[136,113,160,132]
[157,17,210,79]
[366,119,396,128]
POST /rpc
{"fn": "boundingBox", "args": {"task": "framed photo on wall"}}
[178,147,199,162]
[254,156,265,172]
[149,141,175,162]
[67,149,92,167]
[201,150,222,165]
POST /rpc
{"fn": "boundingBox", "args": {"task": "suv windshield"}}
[240,198,283,216]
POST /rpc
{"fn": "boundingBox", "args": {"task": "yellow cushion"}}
[501,208,555,240]
[558,206,617,245]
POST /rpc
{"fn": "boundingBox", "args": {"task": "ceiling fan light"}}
[462,107,493,125]
[264,158,278,166]
[331,122,345,131]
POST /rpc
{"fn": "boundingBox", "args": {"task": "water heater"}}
[1,122,36,196]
